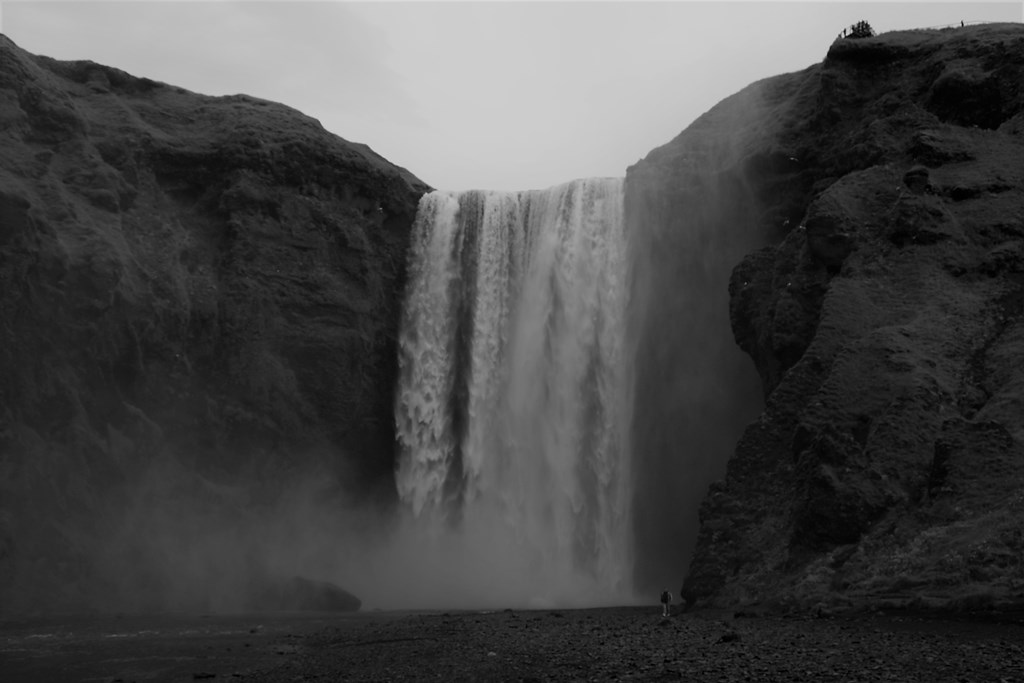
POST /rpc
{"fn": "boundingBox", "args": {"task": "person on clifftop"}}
[660,589,672,617]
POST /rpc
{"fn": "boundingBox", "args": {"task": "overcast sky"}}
[3,1,1022,191]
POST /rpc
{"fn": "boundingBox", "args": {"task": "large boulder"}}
[251,575,362,613]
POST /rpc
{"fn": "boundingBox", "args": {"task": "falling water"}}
[394,178,633,606]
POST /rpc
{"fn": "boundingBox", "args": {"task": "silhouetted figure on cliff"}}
[848,20,875,39]
[660,589,672,617]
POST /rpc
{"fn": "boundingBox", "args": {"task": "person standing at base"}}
[660,589,672,617]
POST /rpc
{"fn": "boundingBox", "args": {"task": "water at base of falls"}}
[394,178,634,608]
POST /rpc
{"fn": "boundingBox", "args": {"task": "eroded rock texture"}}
[667,24,1024,612]
[0,36,427,611]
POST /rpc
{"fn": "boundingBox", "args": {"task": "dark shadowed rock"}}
[0,34,428,612]
[630,23,1024,614]
[902,165,931,195]
[251,575,361,612]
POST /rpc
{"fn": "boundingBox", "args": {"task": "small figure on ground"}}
[660,589,672,617]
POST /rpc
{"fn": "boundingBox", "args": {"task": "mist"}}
[0,162,769,618]
[0,83,775,620]
[73,458,638,613]
[90,151,776,616]
[626,82,779,596]
[2,444,637,614]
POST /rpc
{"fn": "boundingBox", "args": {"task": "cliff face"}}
[0,36,428,611]
[629,23,1024,612]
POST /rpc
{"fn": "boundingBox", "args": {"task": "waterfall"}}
[394,177,633,605]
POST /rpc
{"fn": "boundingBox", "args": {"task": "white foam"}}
[393,178,634,606]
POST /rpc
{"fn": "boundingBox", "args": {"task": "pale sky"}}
[3,1,1022,191]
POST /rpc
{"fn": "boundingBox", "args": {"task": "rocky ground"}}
[247,608,1024,682]
[6,607,1023,682]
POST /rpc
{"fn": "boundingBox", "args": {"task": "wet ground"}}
[3,606,1024,682]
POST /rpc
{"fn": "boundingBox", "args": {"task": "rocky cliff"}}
[6,22,1024,616]
[629,23,1024,613]
[0,35,428,612]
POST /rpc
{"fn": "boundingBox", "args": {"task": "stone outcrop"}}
[0,35,427,612]
[636,23,1024,613]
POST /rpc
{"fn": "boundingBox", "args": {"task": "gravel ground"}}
[3,607,1023,682]
[242,607,1024,682]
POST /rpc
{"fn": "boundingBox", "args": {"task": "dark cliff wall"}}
[637,23,1024,612]
[0,36,428,611]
